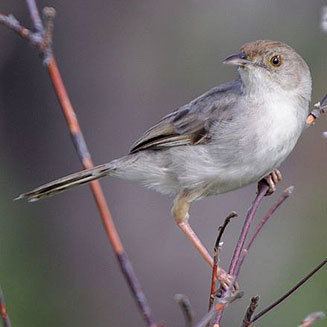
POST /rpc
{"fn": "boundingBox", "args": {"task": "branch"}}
[26,0,43,33]
[175,294,194,327]
[212,285,244,326]
[0,13,41,45]
[229,181,269,276]
[1,2,156,326]
[214,182,268,325]
[251,258,327,324]
[0,287,11,327]
[208,212,238,312]
[42,7,56,62]
[195,307,216,327]
[306,95,327,126]
[195,291,243,327]
[245,186,293,252]
[234,186,294,278]
[242,296,259,327]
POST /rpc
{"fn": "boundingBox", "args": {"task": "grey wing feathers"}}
[16,80,241,202]
[130,79,241,153]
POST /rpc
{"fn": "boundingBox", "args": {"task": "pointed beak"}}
[223,52,253,66]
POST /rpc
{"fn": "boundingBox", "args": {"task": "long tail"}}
[16,162,115,202]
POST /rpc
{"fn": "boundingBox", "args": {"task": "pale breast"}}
[255,95,307,166]
[172,93,307,196]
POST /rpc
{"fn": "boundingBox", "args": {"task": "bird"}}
[17,40,312,269]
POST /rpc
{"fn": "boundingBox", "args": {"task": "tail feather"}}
[16,162,113,202]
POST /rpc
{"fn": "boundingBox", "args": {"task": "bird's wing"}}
[130,80,241,153]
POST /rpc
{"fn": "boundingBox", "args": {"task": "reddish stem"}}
[1,3,156,326]
[46,31,156,327]
[228,182,268,276]
[234,186,293,278]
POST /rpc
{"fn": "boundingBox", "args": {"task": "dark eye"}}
[270,55,282,67]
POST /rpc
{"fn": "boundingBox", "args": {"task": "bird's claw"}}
[260,169,282,196]
[218,272,239,296]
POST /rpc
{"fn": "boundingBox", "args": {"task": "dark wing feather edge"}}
[130,80,241,153]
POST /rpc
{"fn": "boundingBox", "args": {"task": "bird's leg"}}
[172,194,213,266]
[171,193,232,285]
[260,169,282,195]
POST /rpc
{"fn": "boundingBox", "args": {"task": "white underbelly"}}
[172,98,306,195]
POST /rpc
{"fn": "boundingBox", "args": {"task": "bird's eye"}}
[270,55,282,67]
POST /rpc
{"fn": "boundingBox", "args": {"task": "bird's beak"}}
[223,52,253,66]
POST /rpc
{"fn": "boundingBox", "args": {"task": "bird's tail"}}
[16,161,119,202]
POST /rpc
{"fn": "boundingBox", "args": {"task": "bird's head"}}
[223,40,312,101]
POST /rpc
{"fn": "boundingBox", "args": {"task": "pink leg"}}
[172,194,230,284]
[177,221,213,267]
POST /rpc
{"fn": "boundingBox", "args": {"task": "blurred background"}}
[0,0,326,326]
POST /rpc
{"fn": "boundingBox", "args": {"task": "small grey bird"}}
[18,40,312,267]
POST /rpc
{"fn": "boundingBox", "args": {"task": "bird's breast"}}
[166,93,308,196]
[237,94,307,178]
[200,94,307,194]
[256,95,305,153]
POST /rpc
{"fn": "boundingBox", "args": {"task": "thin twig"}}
[212,286,244,326]
[0,2,156,326]
[214,182,268,325]
[234,186,294,278]
[195,307,217,327]
[216,212,238,258]
[242,296,259,327]
[245,186,293,252]
[26,0,43,33]
[306,95,327,126]
[175,294,194,327]
[208,212,238,312]
[251,258,327,323]
[41,7,56,63]
[0,287,11,327]
[299,311,325,327]
[0,13,41,45]
[228,181,269,277]
[196,291,243,327]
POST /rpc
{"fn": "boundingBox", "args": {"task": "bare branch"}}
[214,182,268,325]
[246,186,293,252]
[229,181,269,277]
[0,12,51,64]
[196,291,243,327]
[26,0,43,32]
[0,13,41,45]
[212,286,244,326]
[242,296,259,327]
[234,186,294,278]
[195,307,216,327]
[208,212,238,312]
[251,258,327,323]
[1,1,156,326]
[41,7,56,63]
[216,212,238,253]
[306,95,327,126]
[175,294,194,327]
[299,311,325,327]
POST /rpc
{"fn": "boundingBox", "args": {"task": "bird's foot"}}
[216,272,241,304]
[260,169,282,196]
[218,271,239,292]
